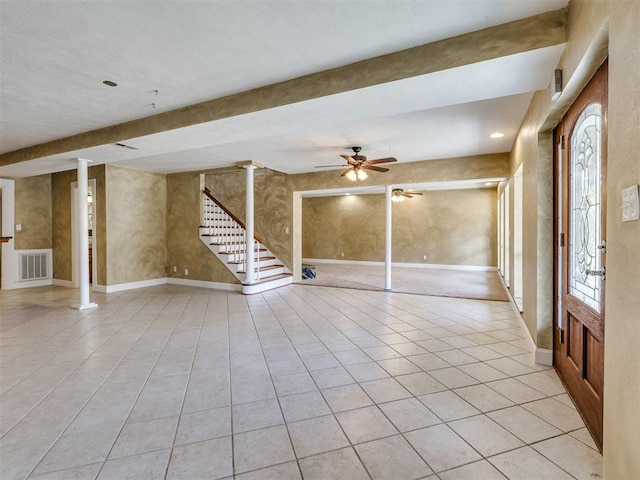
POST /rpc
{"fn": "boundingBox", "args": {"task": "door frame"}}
[553,59,608,450]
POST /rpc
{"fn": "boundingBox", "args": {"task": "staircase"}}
[199,188,292,294]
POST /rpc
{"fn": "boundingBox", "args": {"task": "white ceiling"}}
[0,0,568,178]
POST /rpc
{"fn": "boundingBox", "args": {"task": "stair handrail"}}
[203,188,264,244]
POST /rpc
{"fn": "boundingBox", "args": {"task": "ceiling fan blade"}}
[315,164,350,168]
[406,192,423,197]
[367,157,397,165]
[340,155,359,165]
[363,165,389,173]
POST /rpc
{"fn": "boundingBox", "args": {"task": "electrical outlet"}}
[423,255,428,261]
[285,226,289,234]
[184,268,189,276]
[622,184,639,222]
[341,252,344,257]
[173,266,177,272]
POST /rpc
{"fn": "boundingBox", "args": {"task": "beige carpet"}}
[300,263,509,301]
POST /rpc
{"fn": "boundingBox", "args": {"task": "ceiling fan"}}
[315,146,397,181]
[392,188,423,202]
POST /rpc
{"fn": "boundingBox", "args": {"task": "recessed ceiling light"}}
[485,182,495,186]
[103,80,118,87]
[490,132,505,138]
[345,193,351,196]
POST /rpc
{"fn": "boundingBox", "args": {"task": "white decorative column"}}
[385,185,392,292]
[238,161,264,284]
[71,158,97,310]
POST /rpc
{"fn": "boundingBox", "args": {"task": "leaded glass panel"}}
[569,102,602,312]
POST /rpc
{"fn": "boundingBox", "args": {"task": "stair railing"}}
[202,188,264,283]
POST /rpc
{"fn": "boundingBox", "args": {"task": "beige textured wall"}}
[508,0,639,476]
[105,165,167,285]
[303,189,496,266]
[603,1,640,477]
[509,1,608,349]
[166,172,239,284]
[302,195,384,262]
[14,174,51,250]
[51,166,106,283]
[292,153,509,191]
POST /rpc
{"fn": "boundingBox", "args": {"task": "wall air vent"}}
[19,251,50,281]
[114,142,138,150]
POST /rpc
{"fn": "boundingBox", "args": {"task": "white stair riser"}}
[201,194,292,292]
[239,265,285,275]
[241,275,293,294]
[230,259,279,272]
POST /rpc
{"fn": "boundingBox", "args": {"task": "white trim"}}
[51,276,242,293]
[241,275,292,294]
[96,277,167,293]
[71,302,98,310]
[498,273,543,364]
[1,178,18,289]
[297,177,509,198]
[535,348,553,366]
[11,278,53,289]
[167,277,242,292]
[302,258,496,271]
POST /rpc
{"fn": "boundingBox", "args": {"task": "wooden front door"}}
[554,60,607,450]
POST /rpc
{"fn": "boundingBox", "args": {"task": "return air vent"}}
[114,142,138,150]
[19,251,50,281]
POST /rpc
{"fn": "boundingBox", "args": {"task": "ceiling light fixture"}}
[346,168,368,182]
[391,194,404,202]
[490,132,505,138]
[102,80,118,87]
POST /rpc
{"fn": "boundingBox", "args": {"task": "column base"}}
[384,288,392,292]
[71,302,98,310]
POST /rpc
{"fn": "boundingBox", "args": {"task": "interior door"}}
[553,60,607,450]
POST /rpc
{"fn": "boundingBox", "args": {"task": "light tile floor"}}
[0,284,603,479]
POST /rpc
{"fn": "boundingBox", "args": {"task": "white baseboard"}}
[497,274,551,365]
[302,258,495,271]
[11,278,53,289]
[167,277,242,292]
[535,348,553,366]
[94,277,167,293]
[21,276,241,293]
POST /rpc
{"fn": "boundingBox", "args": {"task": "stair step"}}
[238,264,284,274]
[219,248,268,254]
[199,225,242,229]
[242,273,292,285]
[228,256,275,264]
[241,273,293,294]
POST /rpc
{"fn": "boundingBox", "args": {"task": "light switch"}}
[622,185,639,222]
[15,224,22,231]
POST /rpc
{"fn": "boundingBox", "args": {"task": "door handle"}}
[586,268,606,278]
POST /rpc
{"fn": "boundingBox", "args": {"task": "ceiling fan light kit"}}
[392,188,423,201]
[315,146,397,181]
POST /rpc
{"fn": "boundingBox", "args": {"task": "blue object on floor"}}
[302,264,317,280]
